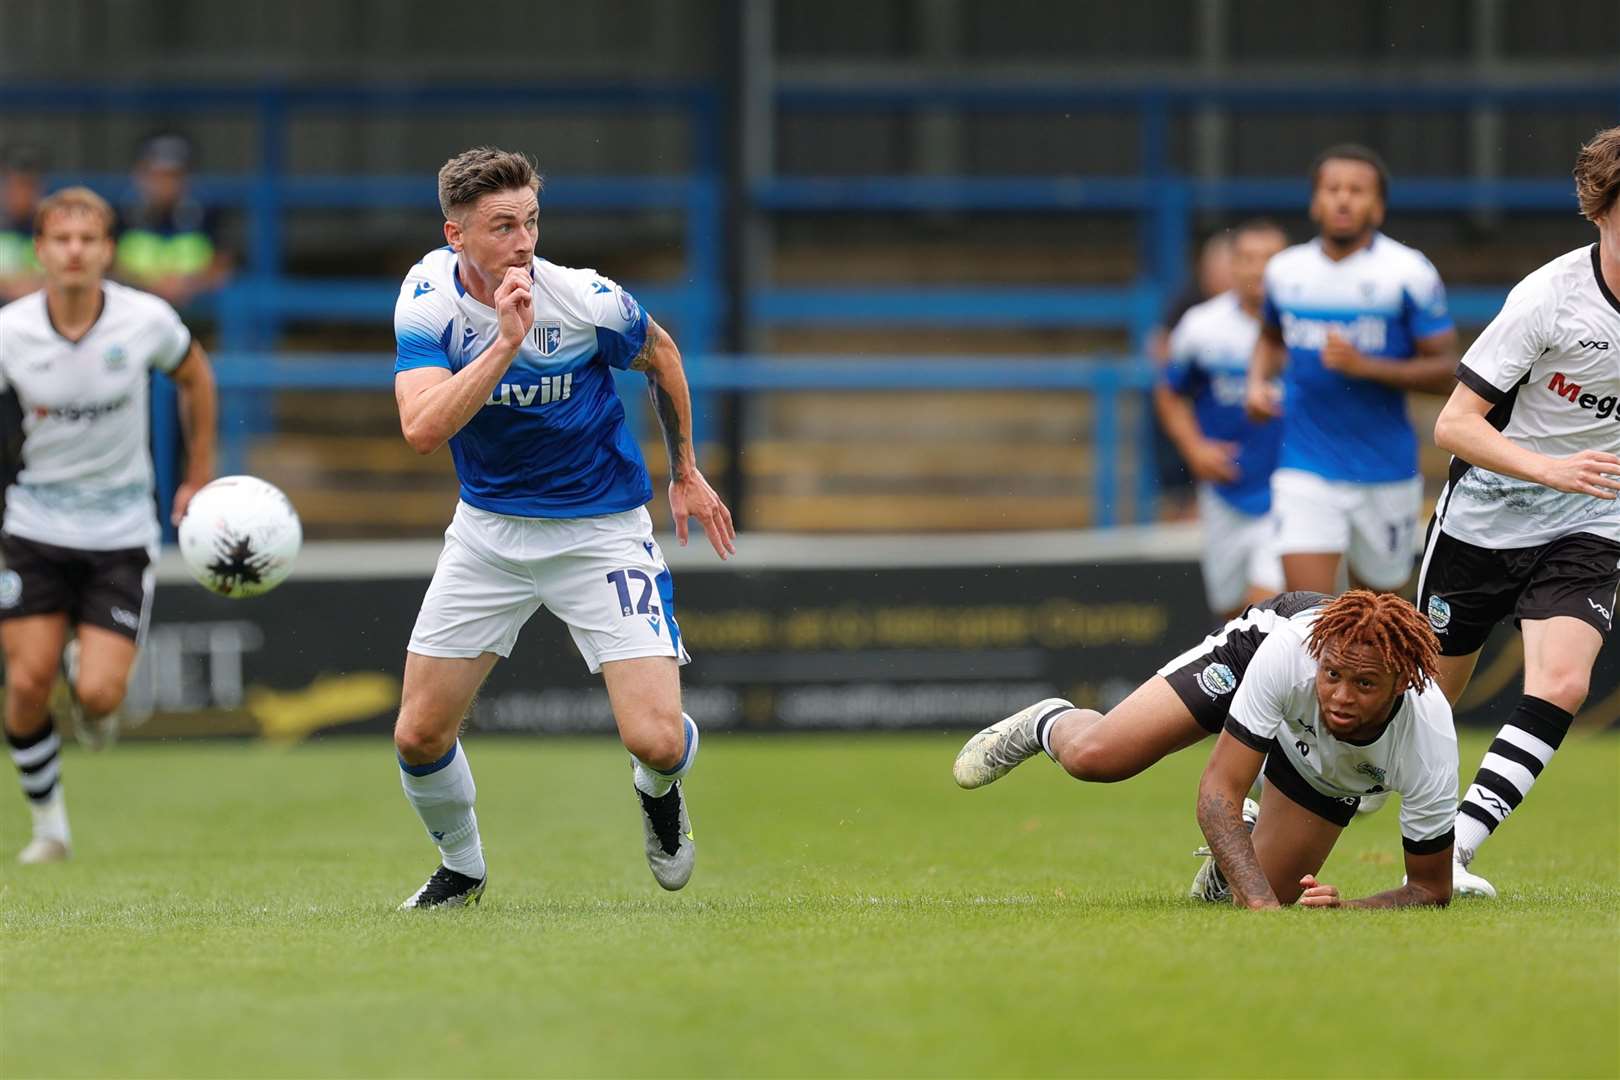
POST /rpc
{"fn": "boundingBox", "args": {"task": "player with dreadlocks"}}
[1192,590,1457,909]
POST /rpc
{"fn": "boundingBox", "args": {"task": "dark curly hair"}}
[1307,590,1440,692]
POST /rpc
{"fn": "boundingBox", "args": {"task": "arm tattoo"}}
[1196,789,1276,907]
[628,335,656,372]
[647,375,688,483]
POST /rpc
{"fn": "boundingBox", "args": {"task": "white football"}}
[177,476,302,598]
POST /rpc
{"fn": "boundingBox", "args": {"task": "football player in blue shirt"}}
[1245,145,1457,595]
[390,148,734,907]
[1156,220,1288,618]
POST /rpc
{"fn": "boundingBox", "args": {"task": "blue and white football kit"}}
[1262,234,1453,587]
[393,248,687,673]
[1165,291,1283,613]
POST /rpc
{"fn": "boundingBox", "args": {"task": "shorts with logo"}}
[1270,468,1422,590]
[409,502,689,673]
[1197,485,1283,615]
[0,531,154,641]
[1157,590,1331,734]
[1416,525,1620,657]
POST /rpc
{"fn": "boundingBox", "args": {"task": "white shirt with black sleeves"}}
[1224,618,1460,854]
[1441,244,1620,549]
[0,282,191,550]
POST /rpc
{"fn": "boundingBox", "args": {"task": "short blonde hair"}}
[1573,126,1620,223]
[34,186,116,238]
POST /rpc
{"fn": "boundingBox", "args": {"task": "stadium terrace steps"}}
[748,493,1088,531]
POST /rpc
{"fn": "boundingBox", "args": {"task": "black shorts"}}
[0,532,152,641]
[1255,732,1360,827]
[1161,590,1331,734]
[1416,525,1620,657]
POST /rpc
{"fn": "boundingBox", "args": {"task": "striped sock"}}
[8,723,69,842]
[1035,703,1072,761]
[1455,695,1572,865]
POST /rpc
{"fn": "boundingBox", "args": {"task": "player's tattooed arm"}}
[635,320,693,482]
[634,318,736,558]
[1196,733,1278,909]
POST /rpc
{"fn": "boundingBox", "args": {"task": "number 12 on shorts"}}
[606,569,661,619]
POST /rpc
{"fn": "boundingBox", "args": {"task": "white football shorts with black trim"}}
[408,502,689,673]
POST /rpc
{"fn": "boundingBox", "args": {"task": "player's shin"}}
[7,721,70,849]
[633,713,698,798]
[398,740,485,879]
[1455,694,1571,864]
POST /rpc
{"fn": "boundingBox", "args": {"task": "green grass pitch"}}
[2,731,1616,1078]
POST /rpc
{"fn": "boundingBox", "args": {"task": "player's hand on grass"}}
[1187,438,1242,484]
[1244,378,1282,422]
[1319,331,1367,378]
[1538,450,1620,500]
[494,265,535,350]
[1297,874,1341,908]
[670,470,736,560]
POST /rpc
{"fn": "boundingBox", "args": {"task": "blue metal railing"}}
[154,353,1157,531]
[11,77,1617,533]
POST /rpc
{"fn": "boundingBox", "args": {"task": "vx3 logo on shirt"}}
[1577,339,1610,350]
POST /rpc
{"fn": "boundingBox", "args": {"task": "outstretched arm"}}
[1153,383,1240,484]
[169,340,218,523]
[1321,328,1458,394]
[1244,326,1286,422]
[630,318,735,559]
[1298,845,1452,909]
[1195,732,1277,909]
[1435,380,1620,498]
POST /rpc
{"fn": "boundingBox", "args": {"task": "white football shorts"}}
[1270,468,1422,590]
[408,502,690,673]
[1196,485,1283,615]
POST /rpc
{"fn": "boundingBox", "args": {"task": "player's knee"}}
[623,712,685,771]
[75,673,128,719]
[1529,669,1589,713]
[3,666,55,718]
[393,715,456,766]
[1057,732,1128,783]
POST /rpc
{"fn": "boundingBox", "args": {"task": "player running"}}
[0,187,217,863]
[1246,145,1457,595]
[1155,220,1289,619]
[954,592,1454,909]
[390,148,734,908]
[1416,125,1620,899]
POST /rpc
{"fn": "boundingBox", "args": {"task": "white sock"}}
[398,740,485,879]
[633,714,699,798]
[30,786,71,845]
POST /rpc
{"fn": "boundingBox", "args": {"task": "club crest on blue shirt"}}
[534,321,561,357]
[615,286,638,323]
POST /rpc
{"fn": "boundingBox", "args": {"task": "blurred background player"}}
[115,134,232,307]
[1150,232,1235,522]
[1155,220,1288,619]
[1246,145,1458,595]
[1192,590,1455,909]
[1418,125,1620,899]
[0,144,45,302]
[0,187,217,863]
[391,148,734,908]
